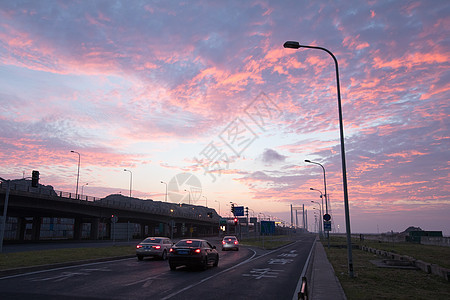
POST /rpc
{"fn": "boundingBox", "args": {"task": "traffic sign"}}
[234,206,244,216]
[323,213,331,221]
[324,220,331,231]
[261,221,275,234]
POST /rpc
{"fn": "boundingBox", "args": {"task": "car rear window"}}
[176,240,201,247]
[143,238,162,243]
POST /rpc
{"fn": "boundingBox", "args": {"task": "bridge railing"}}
[0,182,218,221]
[0,181,101,201]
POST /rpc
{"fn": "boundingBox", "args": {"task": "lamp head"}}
[310,187,314,190]
[305,159,311,163]
[283,41,300,49]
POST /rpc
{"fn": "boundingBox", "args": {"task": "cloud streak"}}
[0,0,448,235]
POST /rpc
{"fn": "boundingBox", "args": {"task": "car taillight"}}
[234,241,238,245]
[222,241,226,245]
[194,248,201,253]
[169,248,174,252]
[136,245,142,249]
[153,245,161,249]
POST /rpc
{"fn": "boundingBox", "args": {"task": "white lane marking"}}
[268,258,294,265]
[0,257,134,280]
[242,268,284,279]
[161,240,301,300]
[160,248,257,300]
[122,275,162,287]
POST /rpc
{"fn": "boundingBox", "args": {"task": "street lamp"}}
[161,181,168,202]
[311,201,323,235]
[258,212,266,221]
[311,186,330,248]
[215,200,221,215]
[70,150,80,199]
[81,183,88,200]
[202,195,208,207]
[284,40,354,277]
[124,169,132,197]
[305,160,328,214]
[184,189,191,205]
[310,187,324,220]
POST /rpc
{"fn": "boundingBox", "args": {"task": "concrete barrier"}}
[430,264,450,281]
[414,260,431,273]
[361,245,450,281]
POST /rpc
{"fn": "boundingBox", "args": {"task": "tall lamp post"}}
[311,201,322,236]
[184,189,191,205]
[311,187,330,248]
[202,195,208,207]
[258,212,266,221]
[70,150,81,199]
[215,200,221,215]
[310,187,324,219]
[81,183,88,200]
[161,181,168,202]
[284,40,354,277]
[305,160,328,214]
[124,169,132,197]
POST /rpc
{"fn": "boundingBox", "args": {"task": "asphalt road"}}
[0,234,315,300]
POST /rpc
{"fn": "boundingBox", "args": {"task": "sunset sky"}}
[1,1,449,235]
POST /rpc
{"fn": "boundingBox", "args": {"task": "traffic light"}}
[234,218,238,225]
[231,204,235,215]
[245,207,249,216]
[31,170,39,187]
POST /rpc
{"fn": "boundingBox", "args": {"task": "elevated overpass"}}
[0,180,220,242]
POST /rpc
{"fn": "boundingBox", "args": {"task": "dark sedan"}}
[168,239,219,270]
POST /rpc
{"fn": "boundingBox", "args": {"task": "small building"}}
[406,229,443,243]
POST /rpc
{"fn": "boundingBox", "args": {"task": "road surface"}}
[0,234,315,299]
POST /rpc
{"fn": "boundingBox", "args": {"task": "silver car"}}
[136,237,173,260]
[221,236,239,251]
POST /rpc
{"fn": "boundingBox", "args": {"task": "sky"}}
[0,0,449,235]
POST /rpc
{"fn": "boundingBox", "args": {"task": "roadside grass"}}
[353,237,450,269]
[0,245,135,270]
[323,236,450,299]
[240,235,293,250]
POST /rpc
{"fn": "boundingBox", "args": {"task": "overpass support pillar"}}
[90,218,100,240]
[31,217,41,241]
[140,223,148,238]
[73,217,82,240]
[18,217,27,241]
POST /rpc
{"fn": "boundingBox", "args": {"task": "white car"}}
[136,237,173,260]
[221,236,239,251]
